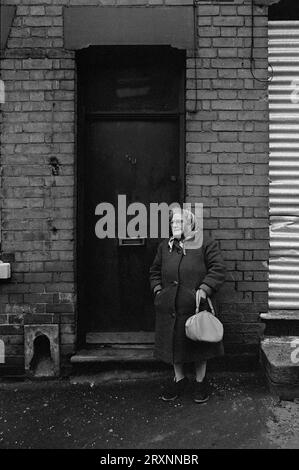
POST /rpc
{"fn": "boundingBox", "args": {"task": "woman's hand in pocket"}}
[154,289,162,304]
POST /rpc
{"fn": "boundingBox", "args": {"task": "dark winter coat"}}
[149,236,226,365]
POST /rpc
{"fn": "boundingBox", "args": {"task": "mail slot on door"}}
[118,237,146,247]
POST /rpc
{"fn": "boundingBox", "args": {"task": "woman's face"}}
[171,213,184,238]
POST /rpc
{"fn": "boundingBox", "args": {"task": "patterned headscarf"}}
[168,208,196,255]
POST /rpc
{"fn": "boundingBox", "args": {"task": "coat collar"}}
[168,232,196,256]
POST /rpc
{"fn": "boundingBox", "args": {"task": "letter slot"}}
[118,237,146,247]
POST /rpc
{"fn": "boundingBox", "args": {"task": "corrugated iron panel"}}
[269,21,299,310]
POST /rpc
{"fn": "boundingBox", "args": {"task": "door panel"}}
[77,46,185,336]
[83,120,180,332]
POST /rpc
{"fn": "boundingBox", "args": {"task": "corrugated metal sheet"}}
[269,21,299,310]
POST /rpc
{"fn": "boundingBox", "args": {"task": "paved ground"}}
[0,372,298,449]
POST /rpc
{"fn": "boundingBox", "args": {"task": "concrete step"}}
[70,346,156,363]
[69,345,169,383]
[260,336,299,400]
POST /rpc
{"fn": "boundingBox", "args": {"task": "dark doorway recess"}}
[76,46,185,344]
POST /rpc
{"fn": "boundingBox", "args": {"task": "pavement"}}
[0,371,299,449]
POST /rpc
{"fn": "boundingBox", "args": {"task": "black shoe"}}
[193,379,209,404]
[161,377,189,401]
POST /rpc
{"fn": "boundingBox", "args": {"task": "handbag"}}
[185,290,224,343]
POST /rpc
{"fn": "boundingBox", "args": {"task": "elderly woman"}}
[149,208,226,403]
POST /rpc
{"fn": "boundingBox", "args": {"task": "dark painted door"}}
[77,47,185,334]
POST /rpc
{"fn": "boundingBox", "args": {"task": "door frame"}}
[75,46,186,347]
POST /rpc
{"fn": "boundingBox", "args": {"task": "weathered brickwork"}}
[185,0,269,364]
[0,0,269,371]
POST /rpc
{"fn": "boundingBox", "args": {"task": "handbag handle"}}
[195,290,215,316]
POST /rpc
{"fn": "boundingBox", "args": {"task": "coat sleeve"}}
[200,238,226,295]
[149,242,163,294]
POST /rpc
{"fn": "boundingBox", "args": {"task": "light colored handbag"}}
[185,290,224,343]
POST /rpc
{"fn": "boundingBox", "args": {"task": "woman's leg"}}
[193,361,209,403]
[173,363,185,382]
[194,361,207,383]
[161,362,188,401]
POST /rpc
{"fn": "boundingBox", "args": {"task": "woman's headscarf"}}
[168,208,197,255]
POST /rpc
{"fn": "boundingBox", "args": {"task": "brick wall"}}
[185,0,269,365]
[0,0,269,372]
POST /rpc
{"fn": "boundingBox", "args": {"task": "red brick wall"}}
[0,0,269,372]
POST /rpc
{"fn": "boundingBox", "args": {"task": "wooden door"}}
[77,46,185,337]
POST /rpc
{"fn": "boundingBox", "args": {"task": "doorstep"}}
[70,346,156,363]
[69,343,168,385]
[71,331,156,364]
